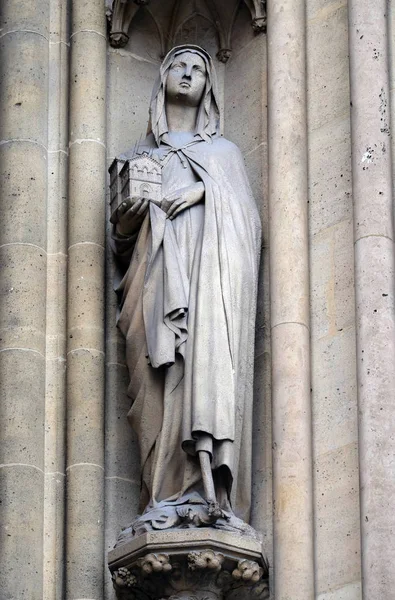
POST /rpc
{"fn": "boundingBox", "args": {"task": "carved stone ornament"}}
[109,530,269,600]
[106,0,267,60]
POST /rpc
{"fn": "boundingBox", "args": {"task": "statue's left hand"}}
[161,182,205,220]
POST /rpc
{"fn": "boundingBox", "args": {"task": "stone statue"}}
[110,45,261,537]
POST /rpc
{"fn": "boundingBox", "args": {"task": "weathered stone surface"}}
[349,1,395,597]
[307,1,350,131]
[0,33,48,145]
[308,120,353,237]
[0,349,45,467]
[43,472,65,600]
[67,242,105,352]
[105,363,139,480]
[66,349,105,466]
[72,0,108,36]
[66,13,107,593]
[317,581,361,600]
[45,253,67,355]
[0,5,49,600]
[0,143,47,248]
[68,142,106,246]
[107,50,159,159]
[0,0,49,37]
[47,152,68,254]
[0,245,47,354]
[69,34,106,144]
[314,443,361,595]
[66,464,105,598]
[268,3,314,599]
[0,467,44,600]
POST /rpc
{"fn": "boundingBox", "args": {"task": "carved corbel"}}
[110,535,269,600]
[243,0,267,33]
[108,0,151,48]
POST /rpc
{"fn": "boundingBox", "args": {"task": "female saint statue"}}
[111,45,261,534]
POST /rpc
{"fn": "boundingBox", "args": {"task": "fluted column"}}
[66,1,107,598]
[348,2,395,598]
[267,2,315,599]
[0,1,49,597]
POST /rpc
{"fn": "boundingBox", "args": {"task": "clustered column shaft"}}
[66,0,107,598]
[348,2,395,597]
[0,1,50,598]
[267,1,315,599]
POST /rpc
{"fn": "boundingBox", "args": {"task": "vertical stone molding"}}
[43,1,70,599]
[66,0,107,598]
[348,2,395,598]
[267,1,314,599]
[0,1,50,598]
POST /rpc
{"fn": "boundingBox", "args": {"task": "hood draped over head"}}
[148,45,221,145]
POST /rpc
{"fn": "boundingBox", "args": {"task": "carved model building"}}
[1,1,395,600]
[109,155,162,214]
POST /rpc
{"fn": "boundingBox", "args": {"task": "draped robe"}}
[112,132,261,524]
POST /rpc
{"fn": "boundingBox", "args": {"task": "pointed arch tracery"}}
[107,0,266,62]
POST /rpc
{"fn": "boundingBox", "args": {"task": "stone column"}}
[0,1,49,598]
[66,1,107,598]
[348,2,395,598]
[43,1,70,598]
[267,2,315,599]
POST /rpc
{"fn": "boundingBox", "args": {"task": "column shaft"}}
[267,1,314,599]
[43,1,70,598]
[0,1,50,597]
[66,1,107,598]
[348,2,395,597]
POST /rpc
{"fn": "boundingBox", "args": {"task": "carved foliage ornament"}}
[106,0,266,61]
[111,550,268,600]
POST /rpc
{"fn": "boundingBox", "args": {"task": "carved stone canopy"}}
[106,0,266,62]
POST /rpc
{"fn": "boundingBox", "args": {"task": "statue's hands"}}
[161,182,205,220]
[110,197,149,236]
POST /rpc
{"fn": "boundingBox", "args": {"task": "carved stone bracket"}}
[108,0,150,48]
[106,0,266,60]
[108,529,269,600]
[243,0,267,33]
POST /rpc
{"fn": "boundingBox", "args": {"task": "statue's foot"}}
[207,500,223,520]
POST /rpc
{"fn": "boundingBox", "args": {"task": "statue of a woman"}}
[111,45,261,534]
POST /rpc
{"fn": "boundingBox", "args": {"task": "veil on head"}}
[148,45,221,145]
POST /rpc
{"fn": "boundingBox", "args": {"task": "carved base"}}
[108,529,269,600]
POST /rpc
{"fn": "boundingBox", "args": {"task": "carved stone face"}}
[166,51,207,107]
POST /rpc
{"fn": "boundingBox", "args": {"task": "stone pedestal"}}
[108,530,269,600]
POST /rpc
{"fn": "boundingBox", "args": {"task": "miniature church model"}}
[109,154,162,212]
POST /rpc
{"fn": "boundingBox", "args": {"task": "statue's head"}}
[149,45,220,144]
[165,50,207,108]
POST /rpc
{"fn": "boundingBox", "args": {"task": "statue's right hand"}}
[110,197,149,236]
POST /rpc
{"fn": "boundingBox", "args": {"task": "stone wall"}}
[1,1,395,599]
